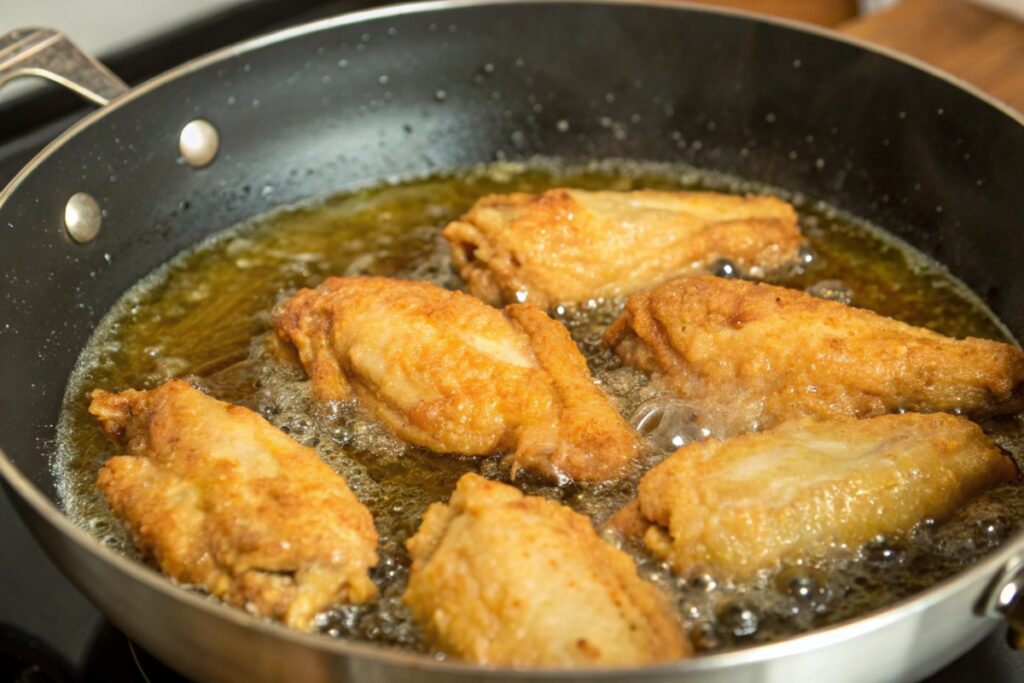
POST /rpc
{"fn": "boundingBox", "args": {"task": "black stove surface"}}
[2,2,1024,681]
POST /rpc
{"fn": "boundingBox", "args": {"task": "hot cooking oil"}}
[55,159,1024,654]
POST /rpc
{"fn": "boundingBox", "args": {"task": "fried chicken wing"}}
[605,275,1024,435]
[442,188,802,308]
[617,413,1017,579]
[274,276,637,483]
[89,380,378,630]
[403,473,689,667]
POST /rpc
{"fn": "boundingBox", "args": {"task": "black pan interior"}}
[2,1,1023,500]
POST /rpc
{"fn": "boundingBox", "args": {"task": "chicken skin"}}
[605,275,1024,436]
[442,188,802,308]
[614,413,1017,579]
[403,473,690,667]
[89,380,378,630]
[275,277,638,483]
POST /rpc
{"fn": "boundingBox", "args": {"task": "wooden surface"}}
[841,0,1024,113]
[683,0,858,26]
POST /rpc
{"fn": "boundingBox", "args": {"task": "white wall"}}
[0,0,251,55]
[0,0,253,104]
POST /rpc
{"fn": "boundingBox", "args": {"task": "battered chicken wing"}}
[605,275,1024,436]
[89,380,378,630]
[403,473,690,667]
[274,277,638,483]
[443,188,802,308]
[615,413,1016,579]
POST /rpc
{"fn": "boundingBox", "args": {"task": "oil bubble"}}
[712,258,737,278]
[775,566,831,611]
[686,572,718,593]
[861,539,906,567]
[805,279,853,305]
[716,600,760,638]
[798,244,817,266]
[631,398,705,452]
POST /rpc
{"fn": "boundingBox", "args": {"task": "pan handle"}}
[0,28,127,106]
[982,554,1024,648]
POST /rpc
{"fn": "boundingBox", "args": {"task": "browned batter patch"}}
[444,188,802,308]
[91,380,379,630]
[606,275,1024,436]
[275,276,639,483]
[616,413,1017,579]
[404,473,690,667]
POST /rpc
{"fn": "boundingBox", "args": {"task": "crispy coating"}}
[442,188,802,308]
[621,413,1017,579]
[605,275,1024,435]
[89,380,378,630]
[275,276,637,483]
[403,473,690,667]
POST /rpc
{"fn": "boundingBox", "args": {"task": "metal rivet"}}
[982,556,1024,619]
[64,192,101,243]
[179,119,219,168]
[998,580,1021,611]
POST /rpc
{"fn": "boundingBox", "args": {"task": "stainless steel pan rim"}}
[3,444,1022,677]
[1,0,1022,677]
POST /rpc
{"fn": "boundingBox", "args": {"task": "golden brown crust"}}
[605,498,651,540]
[443,188,802,308]
[621,413,1017,579]
[403,474,690,667]
[274,277,637,483]
[605,275,1024,435]
[504,303,637,481]
[90,380,379,630]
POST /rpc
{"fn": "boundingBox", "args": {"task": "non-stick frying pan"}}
[2,2,1024,681]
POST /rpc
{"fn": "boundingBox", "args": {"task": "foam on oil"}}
[55,159,1024,654]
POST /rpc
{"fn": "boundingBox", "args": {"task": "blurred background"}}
[0,1,1021,682]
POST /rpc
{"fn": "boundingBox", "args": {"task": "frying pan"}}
[1,1,1023,681]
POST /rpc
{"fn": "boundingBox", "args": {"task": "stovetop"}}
[2,1,1024,680]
